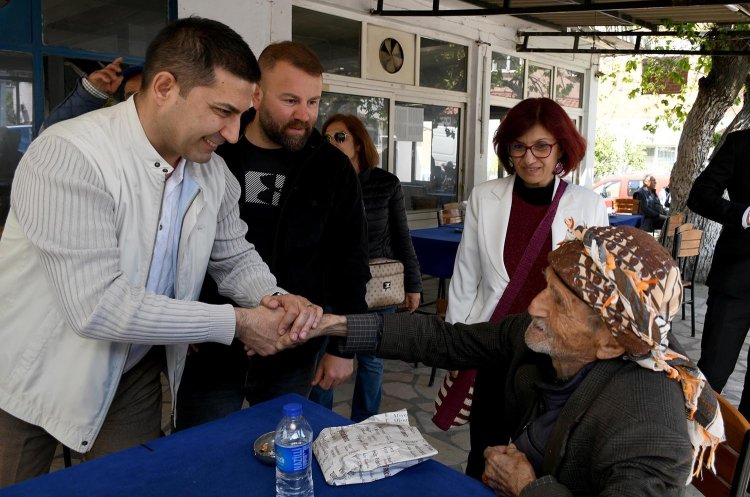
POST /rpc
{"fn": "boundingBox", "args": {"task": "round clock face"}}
[379,38,404,74]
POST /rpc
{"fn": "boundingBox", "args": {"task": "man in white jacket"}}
[0,18,319,487]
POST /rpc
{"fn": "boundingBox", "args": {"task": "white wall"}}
[178,0,291,54]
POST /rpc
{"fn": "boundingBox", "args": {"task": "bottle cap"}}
[282,403,303,417]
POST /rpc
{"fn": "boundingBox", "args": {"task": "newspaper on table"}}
[312,409,438,486]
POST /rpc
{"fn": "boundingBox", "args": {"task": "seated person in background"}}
[633,173,668,232]
[281,225,725,497]
[659,178,672,209]
[43,57,142,129]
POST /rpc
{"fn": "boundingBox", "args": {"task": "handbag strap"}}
[489,180,568,323]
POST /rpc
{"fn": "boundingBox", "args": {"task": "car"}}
[593,174,669,209]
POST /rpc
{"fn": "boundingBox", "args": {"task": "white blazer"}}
[446,175,608,325]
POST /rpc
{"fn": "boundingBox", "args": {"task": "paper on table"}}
[312,409,438,486]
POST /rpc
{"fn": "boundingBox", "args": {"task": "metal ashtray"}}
[253,431,276,465]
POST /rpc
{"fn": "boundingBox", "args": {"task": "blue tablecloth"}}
[1,394,493,497]
[410,224,463,280]
[608,214,643,228]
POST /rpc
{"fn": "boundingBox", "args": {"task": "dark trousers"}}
[697,290,750,417]
[0,346,164,487]
[175,338,321,431]
[465,366,510,480]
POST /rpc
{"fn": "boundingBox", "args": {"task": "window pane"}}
[317,92,390,169]
[555,68,583,108]
[490,53,524,99]
[419,38,467,92]
[527,65,551,98]
[487,106,510,180]
[394,102,460,210]
[42,0,167,58]
[292,7,361,77]
[0,51,33,227]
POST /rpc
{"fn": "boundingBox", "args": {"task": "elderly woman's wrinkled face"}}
[508,124,562,188]
[525,268,610,374]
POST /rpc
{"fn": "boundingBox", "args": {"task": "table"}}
[1,394,494,497]
[608,214,643,228]
[410,224,463,280]
[410,216,642,282]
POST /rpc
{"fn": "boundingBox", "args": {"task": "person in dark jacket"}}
[313,113,422,421]
[633,173,668,232]
[688,129,750,417]
[279,225,725,497]
[174,42,370,430]
[42,58,142,130]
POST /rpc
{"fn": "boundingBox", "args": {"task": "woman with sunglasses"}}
[319,113,422,422]
[444,98,608,480]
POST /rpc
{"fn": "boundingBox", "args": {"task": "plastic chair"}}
[692,393,750,497]
[673,224,702,337]
[613,198,640,214]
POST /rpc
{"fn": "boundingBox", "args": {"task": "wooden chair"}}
[613,198,640,214]
[442,202,461,210]
[692,393,750,497]
[673,224,702,337]
[660,212,685,247]
[438,208,462,226]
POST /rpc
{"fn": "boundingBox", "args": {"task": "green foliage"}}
[594,132,646,179]
[622,140,645,170]
[594,131,620,179]
[611,21,750,134]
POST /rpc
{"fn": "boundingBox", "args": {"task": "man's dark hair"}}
[258,41,323,78]
[142,17,260,96]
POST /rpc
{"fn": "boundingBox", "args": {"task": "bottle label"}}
[275,442,311,473]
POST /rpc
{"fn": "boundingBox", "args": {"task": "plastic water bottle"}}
[275,403,314,497]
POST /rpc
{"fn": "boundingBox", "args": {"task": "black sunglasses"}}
[324,131,348,144]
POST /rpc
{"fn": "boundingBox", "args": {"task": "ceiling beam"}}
[372,0,743,17]
[461,0,659,28]
[517,29,750,54]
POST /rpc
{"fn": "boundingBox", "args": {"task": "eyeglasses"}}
[324,132,349,144]
[507,142,557,159]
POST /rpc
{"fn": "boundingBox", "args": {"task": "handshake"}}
[233,293,345,356]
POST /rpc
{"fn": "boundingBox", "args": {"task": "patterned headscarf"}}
[548,224,724,482]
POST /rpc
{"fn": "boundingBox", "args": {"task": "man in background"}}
[633,173,668,232]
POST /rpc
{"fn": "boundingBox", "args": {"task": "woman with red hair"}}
[444,98,608,479]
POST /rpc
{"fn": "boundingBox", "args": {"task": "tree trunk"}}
[670,56,750,283]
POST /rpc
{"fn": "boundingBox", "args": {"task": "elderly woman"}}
[442,98,608,478]
[317,113,421,421]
